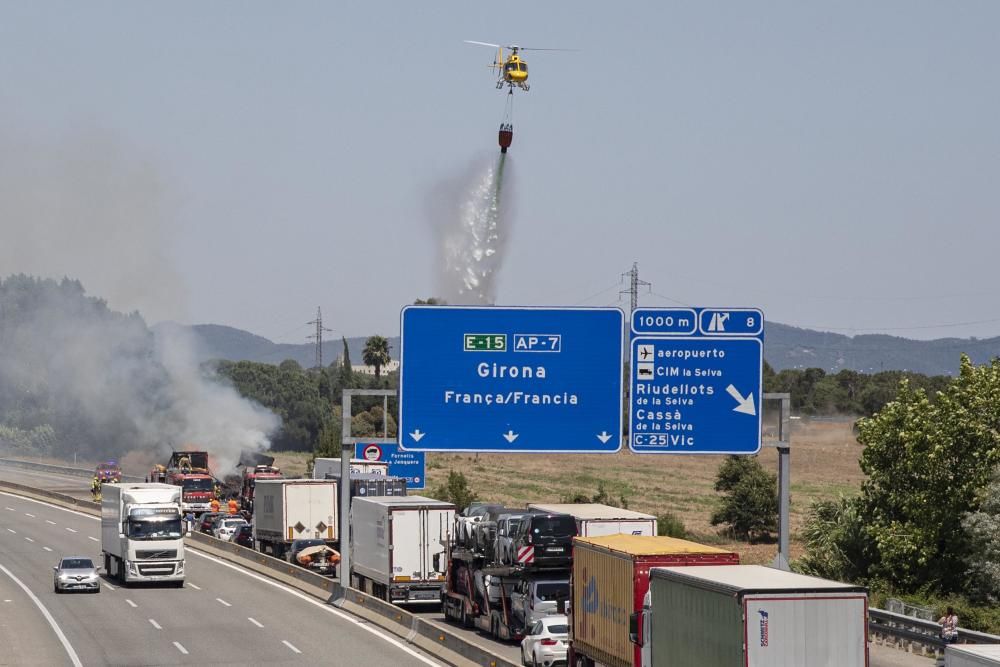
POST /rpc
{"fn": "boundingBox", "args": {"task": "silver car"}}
[53,556,100,594]
[213,517,248,541]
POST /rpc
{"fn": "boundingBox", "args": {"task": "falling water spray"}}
[430,153,513,304]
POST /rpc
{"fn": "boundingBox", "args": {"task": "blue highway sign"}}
[629,308,763,455]
[355,443,427,490]
[399,306,625,453]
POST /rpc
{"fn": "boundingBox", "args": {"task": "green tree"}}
[855,356,1000,593]
[362,335,392,378]
[797,496,870,582]
[432,470,478,510]
[961,469,1000,604]
[710,456,778,542]
[340,336,353,385]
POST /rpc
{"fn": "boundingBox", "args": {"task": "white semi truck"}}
[351,495,455,604]
[100,483,186,586]
[253,479,338,559]
[632,565,868,667]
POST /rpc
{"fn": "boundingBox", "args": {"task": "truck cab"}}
[101,483,186,586]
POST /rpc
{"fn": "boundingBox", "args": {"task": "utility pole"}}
[620,262,651,317]
[306,307,332,369]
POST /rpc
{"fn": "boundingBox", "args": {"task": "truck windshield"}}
[182,479,214,492]
[128,518,183,540]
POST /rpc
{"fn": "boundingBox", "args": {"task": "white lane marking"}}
[103,583,115,591]
[248,617,263,628]
[282,640,301,654]
[216,597,231,607]
[65,527,77,533]
[0,493,96,521]
[24,537,34,543]
[0,490,439,667]
[43,546,53,552]
[24,513,35,518]
[125,599,137,608]
[186,550,441,667]
[0,562,84,667]
[3,599,10,602]
[173,641,188,655]
[6,528,15,534]
[87,536,99,542]
[4,507,13,511]
[148,619,162,630]
[187,583,201,590]
[46,520,56,525]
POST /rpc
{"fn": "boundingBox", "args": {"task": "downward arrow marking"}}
[503,430,519,443]
[597,431,613,444]
[410,429,425,442]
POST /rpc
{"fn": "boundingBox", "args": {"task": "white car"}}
[213,517,248,541]
[520,614,568,667]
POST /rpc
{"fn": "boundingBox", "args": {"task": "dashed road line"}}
[43,547,52,552]
[102,583,115,592]
[187,583,201,590]
[65,527,77,533]
[216,597,231,607]
[6,528,15,534]
[24,513,35,518]
[248,617,264,628]
[0,562,83,667]
[24,537,33,543]
[87,536,99,542]
[173,642,188,655]
[4,507,13,511]
[282,640,301,654]
[148,619,162,630]
[45,520,56,525]
[125,599,137,608]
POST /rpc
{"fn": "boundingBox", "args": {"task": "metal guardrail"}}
[869,607,1000,654]
[0,456,144,483]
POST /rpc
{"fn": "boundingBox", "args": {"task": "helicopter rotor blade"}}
[464,40,501,48]
[515,47,579,52]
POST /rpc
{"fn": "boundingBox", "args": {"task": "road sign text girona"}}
[476,363,546,378]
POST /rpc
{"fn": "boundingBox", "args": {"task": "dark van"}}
[515,512,578,568]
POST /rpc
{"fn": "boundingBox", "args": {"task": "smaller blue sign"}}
[698,308,763,336]
[355,443,427,490]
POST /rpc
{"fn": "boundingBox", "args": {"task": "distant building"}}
[335,357,400,376]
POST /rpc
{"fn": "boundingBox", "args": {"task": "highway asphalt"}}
[0,482,443,666]
[0,463,932,667]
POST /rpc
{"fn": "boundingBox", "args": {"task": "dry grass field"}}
[273,417,868,565]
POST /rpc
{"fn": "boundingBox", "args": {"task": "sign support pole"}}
[339,391,352,589]
[764,392,791,571]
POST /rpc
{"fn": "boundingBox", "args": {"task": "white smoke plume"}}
[427,153,514,304]
[0,125,279,473]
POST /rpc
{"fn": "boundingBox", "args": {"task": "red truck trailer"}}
[569,534,740,667]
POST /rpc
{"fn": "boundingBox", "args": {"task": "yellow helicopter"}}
[464,40,574,92]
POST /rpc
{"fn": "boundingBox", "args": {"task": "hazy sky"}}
[2,1,998,342]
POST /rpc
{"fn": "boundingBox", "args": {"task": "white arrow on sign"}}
[597,431,613,444]
[503,430,519,443]
[725,385,757,416]
[410,429,426,442]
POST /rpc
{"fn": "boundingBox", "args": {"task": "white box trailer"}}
[252,479,338,559]
[947,645,1000,667]
[313,457,388,479]
[351,495,455,605]
[100,483,185,586]
[636,565,868,667]
[527,503,657,537]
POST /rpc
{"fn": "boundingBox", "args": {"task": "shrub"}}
[657,512,687,538]
[710,456,777,542]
